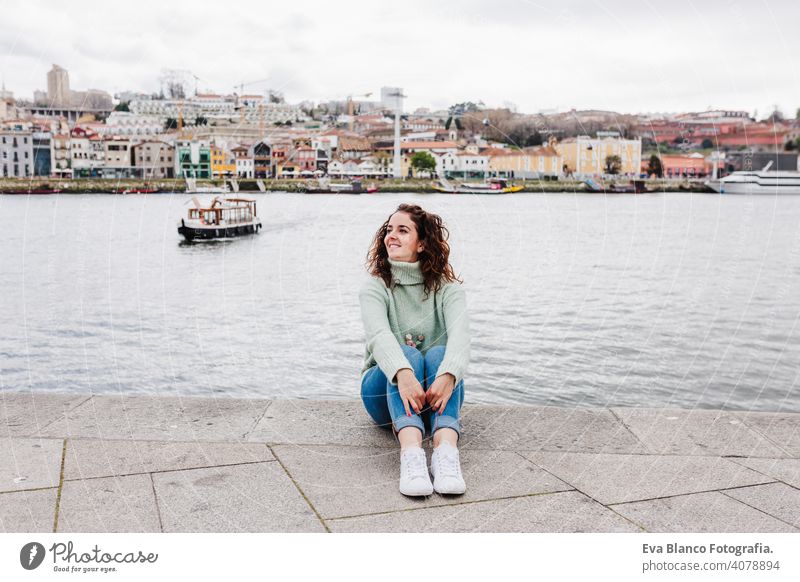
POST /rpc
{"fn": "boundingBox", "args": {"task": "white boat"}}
[434,177,523,194]
[184,178,230,195]
[705,162,800,194]
[177,196,262,241]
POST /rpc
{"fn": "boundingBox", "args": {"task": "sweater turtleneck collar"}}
[388,258,425,285]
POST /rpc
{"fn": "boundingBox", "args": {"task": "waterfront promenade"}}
[1,392,798,533]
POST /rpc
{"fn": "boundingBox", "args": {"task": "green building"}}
[176,140,211,178]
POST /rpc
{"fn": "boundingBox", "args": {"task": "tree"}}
[114,101,130,112]
[786,140,796,151]
[410,151,437,176]
[701,138,714,149]
[268,90,284,104]
[646,154,663,178]
[796,107,800,121]
[167,81,185,99]
[525,131,543,147]
[604,155,622,175]
[767,106,784,123]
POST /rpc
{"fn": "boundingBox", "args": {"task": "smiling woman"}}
[358,203,470,497]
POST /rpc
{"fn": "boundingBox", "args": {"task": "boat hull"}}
[178,220,262,241]
[706,181,800,195]
[433,185,523,194]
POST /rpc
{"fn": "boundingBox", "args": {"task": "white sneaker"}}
[399,447,433,496]
[430,443,466,495]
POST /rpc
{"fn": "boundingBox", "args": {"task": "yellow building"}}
[210,145,236,178]
[555,134,642,176]
[487,146,562,178]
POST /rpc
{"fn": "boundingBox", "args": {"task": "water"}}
[1,192,798,412]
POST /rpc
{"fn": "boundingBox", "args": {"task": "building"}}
[232,145,254,178]
[294,146,317,175]
[103,138,134,177]
[0,123,34,177]
[253,142,272,178]
[338,136,373,160]
[175,140,211,178]
[31,131,52,176]
[556,133,642,177]
[723,151,799,174]
[99,112,163,137]
[27,65,113,124]
[488,146,562,178]
[641,153,707,178]
[210,144,236,178]
[132,140,174,179]
[0,85,16,120]
[51,133,71,177]
[47,64,71,106]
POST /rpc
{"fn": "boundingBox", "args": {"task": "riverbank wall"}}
[0,178,713,194]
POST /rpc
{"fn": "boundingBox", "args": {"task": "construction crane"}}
[232,77,273,138]
[234,77,272,105]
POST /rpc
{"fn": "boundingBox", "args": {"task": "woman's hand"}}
[396,368,426,416]
[426,373,456,414]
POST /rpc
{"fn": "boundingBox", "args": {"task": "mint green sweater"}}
[359,259,470,385]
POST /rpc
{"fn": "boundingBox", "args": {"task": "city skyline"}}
[1,0,799,117]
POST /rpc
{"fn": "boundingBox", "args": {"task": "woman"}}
[359,203,470,496]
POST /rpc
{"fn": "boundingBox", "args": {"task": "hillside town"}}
[2,65,800,185]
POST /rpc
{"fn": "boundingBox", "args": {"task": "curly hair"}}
[366,204,462,298]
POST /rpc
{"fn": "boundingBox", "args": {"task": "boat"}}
[2,187,63,195]
[177,196,262,241]
[116,187,160,194]
[184,178,230,195]
[583,179,649,193]
[705,169,800,194]
[299,178,378,194]
[434,177,523,194]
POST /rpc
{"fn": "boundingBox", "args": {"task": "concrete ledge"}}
[1,392,798,533]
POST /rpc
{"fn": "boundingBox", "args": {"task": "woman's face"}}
[384,211,423,263]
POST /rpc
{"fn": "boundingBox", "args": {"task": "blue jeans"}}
[361,344,464,438]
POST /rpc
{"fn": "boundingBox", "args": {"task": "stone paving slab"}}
[612,408,788,457]
[460,405,647,454]
[272,444,573,520]
[327,491,641,533]
[722,483,800,528]
[57,474,161,533]
[736,412,800,457]
[151,462,325,532]
[610,491,798,533]
[0,488,57,533]
[1,391,89,437]
[246,399,396,447]
[0,438,64,493]
[40,395,271,442]
[730,457,800,489]
[64,439,274,480]
[3,393,799,533]
[520,451,775,505]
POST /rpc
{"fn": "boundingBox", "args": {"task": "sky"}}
[1,0,799,118]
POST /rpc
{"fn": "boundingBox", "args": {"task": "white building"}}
[0,126,34,177]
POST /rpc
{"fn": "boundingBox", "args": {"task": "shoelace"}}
[436,449,462,477]
[401,450,428,480]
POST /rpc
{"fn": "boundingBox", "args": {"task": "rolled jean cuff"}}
[432,414,461,437]
[393,414,425,435]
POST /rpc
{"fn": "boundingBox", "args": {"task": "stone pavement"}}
[1,392,798,533]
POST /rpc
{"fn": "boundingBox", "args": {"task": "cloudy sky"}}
[1,0,799,117]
